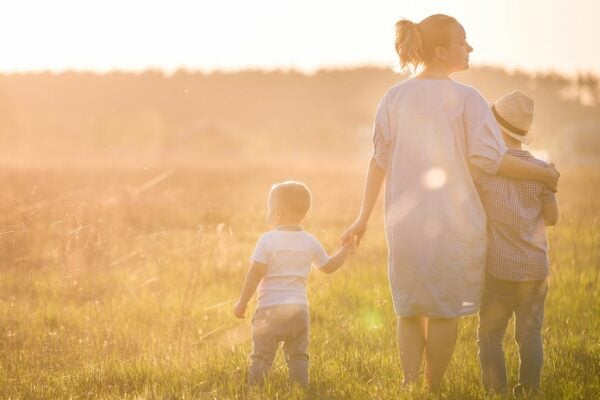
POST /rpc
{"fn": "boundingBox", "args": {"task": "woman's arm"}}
[497,155,560,192]
[340,157,386,246]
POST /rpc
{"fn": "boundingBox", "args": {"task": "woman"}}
[340,14,559,390]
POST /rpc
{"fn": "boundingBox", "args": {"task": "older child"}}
[475,90,559,396]
[234,180,354,388]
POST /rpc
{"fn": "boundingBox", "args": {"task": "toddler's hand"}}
[233,301,247,319]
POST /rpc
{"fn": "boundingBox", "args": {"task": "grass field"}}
[0,164,598,399]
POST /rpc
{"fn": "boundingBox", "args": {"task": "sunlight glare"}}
[423,167,447,190]
[529,149,550,163]
[361,309,383,331]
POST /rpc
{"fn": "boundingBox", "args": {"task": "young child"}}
[475,90,559,396]
[234,180,354,388]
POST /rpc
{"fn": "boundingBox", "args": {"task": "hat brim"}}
[490,101,534,145]
[501,127,534,145]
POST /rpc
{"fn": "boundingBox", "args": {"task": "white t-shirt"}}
[250,230,331,308]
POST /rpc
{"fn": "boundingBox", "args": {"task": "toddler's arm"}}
[319,241,355,274]
[234,261,267,318]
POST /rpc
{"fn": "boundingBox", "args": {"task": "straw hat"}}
[491,90,534,145]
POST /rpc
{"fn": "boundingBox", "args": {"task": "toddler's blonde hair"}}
[269,181,312,219]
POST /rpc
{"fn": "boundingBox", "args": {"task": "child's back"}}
[475,148,557,281]
[234,181,354,388]
[252,230,330,308]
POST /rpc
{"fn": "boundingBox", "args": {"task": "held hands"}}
[233,301,247,319]
[340,218,368,247]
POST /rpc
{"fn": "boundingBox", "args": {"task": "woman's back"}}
[374,78,506,317]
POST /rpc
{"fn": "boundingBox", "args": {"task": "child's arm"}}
[234,261,267,318]
[542,197,559,226]
[319,241,355,274]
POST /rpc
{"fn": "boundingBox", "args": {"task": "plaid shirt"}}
[474,149,557,281]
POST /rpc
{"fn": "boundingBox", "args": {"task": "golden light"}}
[0,1,596,74]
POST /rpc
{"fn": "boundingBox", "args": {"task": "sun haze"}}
[0,0,597,75]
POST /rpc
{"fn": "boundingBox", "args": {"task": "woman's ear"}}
[433,45,448,62]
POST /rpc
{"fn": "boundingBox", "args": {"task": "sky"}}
[0,0,598,76]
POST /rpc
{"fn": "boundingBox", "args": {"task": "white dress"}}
[372,78,507,317]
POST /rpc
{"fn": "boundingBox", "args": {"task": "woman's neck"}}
[417,65,451,80]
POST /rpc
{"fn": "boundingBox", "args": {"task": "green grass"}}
[0,166,598,399]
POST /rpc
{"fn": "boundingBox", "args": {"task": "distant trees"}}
[0,67,597,167]
[576,73,600,106]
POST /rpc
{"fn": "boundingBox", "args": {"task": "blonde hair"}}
[269,181,312,219]
[395,14,459,70]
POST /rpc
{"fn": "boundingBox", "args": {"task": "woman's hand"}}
[339,158,385,248]
[340,218,368,247]
[233,301,247,319]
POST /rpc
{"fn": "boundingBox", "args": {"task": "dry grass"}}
[0,164,598,399]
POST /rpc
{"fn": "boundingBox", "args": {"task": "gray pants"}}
[477,273,548,394]
[249,303,310,387]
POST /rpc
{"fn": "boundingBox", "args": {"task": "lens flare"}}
[423,167,447,190]
[361,309,383,331]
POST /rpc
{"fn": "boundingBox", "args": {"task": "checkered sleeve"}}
[532,159,556,205]
[541,187,557,205]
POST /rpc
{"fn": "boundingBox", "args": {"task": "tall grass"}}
[0,165,598,399]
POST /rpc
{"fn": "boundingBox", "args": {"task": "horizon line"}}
[0,62,597,79]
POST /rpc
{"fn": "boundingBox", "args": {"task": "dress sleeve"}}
[310,237,331,269]
[249,235,268,264]
[464,90,507,174]
[372,94,392,171]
